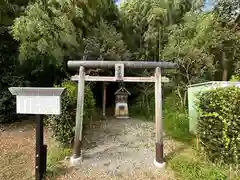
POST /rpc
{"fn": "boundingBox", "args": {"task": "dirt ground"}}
[0,118,183,180]
[0,119,51,180]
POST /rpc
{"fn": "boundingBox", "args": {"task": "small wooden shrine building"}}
[114,87,131,119]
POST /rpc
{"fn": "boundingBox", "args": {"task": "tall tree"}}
[0,0,29,33]
[11,0,121,61]
[213,0,240,80]
[120,0,196,60]
[163,12,216,104]
[0,0,30,122]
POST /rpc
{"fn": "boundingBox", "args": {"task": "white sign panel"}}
[115,63,124,81]
[16,95,61,115]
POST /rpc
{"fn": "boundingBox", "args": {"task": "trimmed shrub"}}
[46,80,95,146]
[197,86,240,164]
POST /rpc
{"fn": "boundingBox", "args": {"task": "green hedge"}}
[46,80,95,146]
[197,86,240,164]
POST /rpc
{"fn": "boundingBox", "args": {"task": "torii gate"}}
[68,60,177,169]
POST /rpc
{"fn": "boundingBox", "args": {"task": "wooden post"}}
[102,82,106,119]
[154,67,165,168]
[35,114,46,180]
[42,144,47,178]
[73,66,85,159]
[196,134,199,151]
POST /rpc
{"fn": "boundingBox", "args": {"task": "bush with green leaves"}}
[230,75,240,82]
[46,80,95,146]
[0,32,26,123]
[130,91,155,120]
[197,86,240,164]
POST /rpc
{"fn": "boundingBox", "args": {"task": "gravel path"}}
[0,118,183,180]
[57,118,182,180]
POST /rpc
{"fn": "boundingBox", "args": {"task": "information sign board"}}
[9,87,65,115]
[115,64,124,81]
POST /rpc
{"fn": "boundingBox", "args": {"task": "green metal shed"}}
[187,81,240,134]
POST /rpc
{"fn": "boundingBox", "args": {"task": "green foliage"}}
[131,92,192,143]
[11,0,121,61]
[0,65,25,122]
[120,0,195,60]
[0,32,26,123]
[163,10,240,104]
[11,1,79,61]
[230,75,240,81]
[46,80,95,146]
[120,0,168,60]
[163,94,192,143]
[130,73,155,119]
[197,86,240,164]
[170,154,228,180]
[163,12,216,86]
[0,0,29,30]
[131,92,155,120]
[18,56,67,87]
[215,0,240,23]
[0,0,29,123]
[83,21,130,60]
[120,0,239,107]
[46,143,72,179]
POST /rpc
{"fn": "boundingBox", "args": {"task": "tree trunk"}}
[158,25,161,62]
[222,69,228,81]
[166,0,173,25]
[222,52,228,81]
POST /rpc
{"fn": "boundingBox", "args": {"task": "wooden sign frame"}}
[8,87,65,180]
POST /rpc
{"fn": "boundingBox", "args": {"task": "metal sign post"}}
[9,87,65,180]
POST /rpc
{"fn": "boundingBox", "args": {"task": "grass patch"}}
[169,151,240,180]
[130,93,193,144]
[46,142,72,179]
[169,155,227,180]
[162,94,193,144]
[130,93,240,180]
[163,106,193,144]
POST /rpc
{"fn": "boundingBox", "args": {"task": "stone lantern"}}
[114,87,131,119]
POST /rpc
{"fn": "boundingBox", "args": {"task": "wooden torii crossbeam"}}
[68,60,176,69]
[68,60,177,169]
